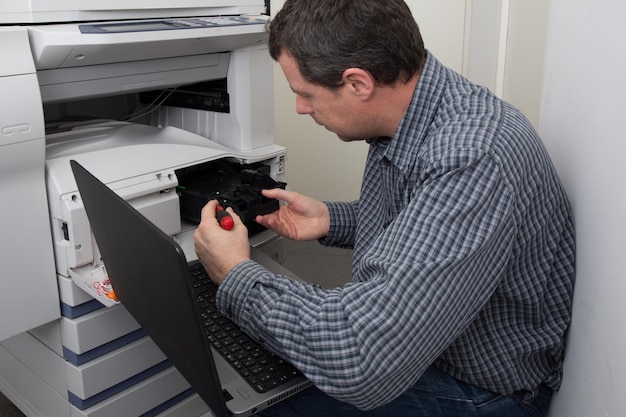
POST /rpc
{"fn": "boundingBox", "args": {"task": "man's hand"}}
[256,188,330,241]
[194,200,250,285]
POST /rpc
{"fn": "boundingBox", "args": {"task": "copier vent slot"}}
[175,159,286,236]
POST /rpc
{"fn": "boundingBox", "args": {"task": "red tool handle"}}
[215,205,235,230]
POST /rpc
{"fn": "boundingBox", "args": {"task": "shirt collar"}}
[376,52,448,173]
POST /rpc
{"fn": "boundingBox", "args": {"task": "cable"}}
[122,87,178,122]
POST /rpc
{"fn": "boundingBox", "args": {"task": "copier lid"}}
[27,15,269,70]
[0,0,267,24]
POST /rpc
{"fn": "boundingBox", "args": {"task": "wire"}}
[122,87,178,122]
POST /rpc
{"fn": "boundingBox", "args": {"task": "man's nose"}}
[295,96,312,115]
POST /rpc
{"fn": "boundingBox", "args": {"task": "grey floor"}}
[267,239,353,288]
[0,239,352,416]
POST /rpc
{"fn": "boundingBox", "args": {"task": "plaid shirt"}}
[217,53,576,410]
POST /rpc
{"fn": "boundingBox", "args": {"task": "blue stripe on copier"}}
[140,388,196,417]
[60,300,104,319]
[62,328,147,365]
[68,360,173,410]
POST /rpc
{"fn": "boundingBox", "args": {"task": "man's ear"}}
[342,68,375,101]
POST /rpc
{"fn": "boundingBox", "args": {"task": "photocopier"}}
[0,1,292,415]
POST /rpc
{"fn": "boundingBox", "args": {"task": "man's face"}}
[278,53,371,142]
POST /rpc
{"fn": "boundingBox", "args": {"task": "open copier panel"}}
[0,2,291,416]
[46,122,286,307]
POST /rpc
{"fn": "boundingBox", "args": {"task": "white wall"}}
[271,0,467,201]
[541,1,626,416]
[501,0,550,129]
[461,0,550,129]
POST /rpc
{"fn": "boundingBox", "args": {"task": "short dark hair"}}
[267,0,425,89]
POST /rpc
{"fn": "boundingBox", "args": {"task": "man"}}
[194,0,576,415]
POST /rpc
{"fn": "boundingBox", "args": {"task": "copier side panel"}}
[0,27,60,342]
[1,4,286,416]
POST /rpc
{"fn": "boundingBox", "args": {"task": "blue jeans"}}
[256,365,552,417]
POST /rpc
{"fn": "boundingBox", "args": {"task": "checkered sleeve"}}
[319,200,359,249]
[217,150,516,410]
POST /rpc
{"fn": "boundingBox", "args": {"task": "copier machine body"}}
[0,1,291,416]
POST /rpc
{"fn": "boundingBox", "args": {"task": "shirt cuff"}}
[319,201,357,248]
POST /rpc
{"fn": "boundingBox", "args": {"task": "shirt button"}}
[382,157,391,166]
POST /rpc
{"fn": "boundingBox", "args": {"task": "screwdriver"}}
[215,205,235,230]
